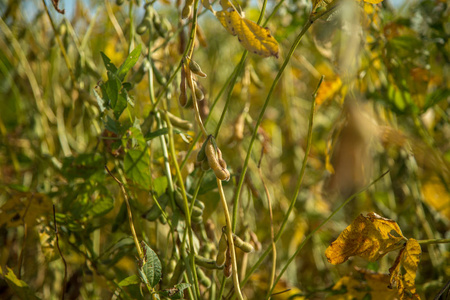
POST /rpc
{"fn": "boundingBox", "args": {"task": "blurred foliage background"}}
[0,0,449,299]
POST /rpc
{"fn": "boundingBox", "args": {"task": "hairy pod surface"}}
[189,59,207,78]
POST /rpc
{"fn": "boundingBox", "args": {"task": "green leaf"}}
[118,275,140,287]
[138,241,162,288]
[0,267,40,300]
[144,127,184,140]
[423,88,450,111]
[114,90,128,119]
[126,120,147,149]
[105,73,121,109]
[100,52,118,74]
[124,149,151,188]
[117,44,142,81]
[152,176,168,197]
[89,196,114,217]
[104,115,125,135]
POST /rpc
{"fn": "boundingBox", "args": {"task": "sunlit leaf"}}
[100,52,118,74]
[325,213,406,264]
[362,0,384,3]
[421,177,450,220]
[0,267,40,300]
[118,275,140,287]
[389,239,421,300]
[215,9,279,58]
[117,44,142,82]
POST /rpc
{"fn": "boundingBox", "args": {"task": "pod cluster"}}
[174,190,205,224]
[197,135,230,181]
[136,3,171,37]
[179,58,206,108]
[215,227,254,278]
[181,0,194,19]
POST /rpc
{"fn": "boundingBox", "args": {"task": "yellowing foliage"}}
[326,213,423,299]
[421,177,450,220]
[0,192,52,228]
[215,9,279,58]
[325,213,406,264]
[389,239,421,300]
[327,269,398,300]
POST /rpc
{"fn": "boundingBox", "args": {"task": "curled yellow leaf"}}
[325,213,406,264]
[389,239,421,300]
[215,9,279,58]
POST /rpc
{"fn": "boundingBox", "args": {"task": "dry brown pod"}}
[223,246,232,278]
[205,139,230,181]
[179,66,187,107]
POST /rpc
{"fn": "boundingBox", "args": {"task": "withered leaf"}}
[214,9,279,58]
[325,212,406,264]
[51,0,65,14]
[389,239,421,300]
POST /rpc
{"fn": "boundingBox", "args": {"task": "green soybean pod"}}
[196,267,211,288]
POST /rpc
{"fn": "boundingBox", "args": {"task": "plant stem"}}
[266,170,390,297]
[105,166,143,259]
[237,169,390,296]
[41,0,76,86]
[417,238,450,245]
[163,113,201,300]
[217,179,244,300]
[230,0,340,242]
[53,205,68,300]
[258,154,277,299]
[273,76,323,243]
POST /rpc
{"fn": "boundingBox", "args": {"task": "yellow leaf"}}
[215,9,279,58]
[421,177,450,220]
[362,0,384,3]
[327,276,367,300]
[389,239,421,299]
[315,76,342,106]
[328,269,398,300]
[0,267,40,299]
[325,213,405,264]
[0,192,52,228]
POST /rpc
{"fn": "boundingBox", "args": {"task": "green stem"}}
[163,113,201,300]
[231,1,340,240]
[417,238,450,245]
[217,179,244,300]
[105,166,143,259]
[213,53,248,138]
[267,170,390,297]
